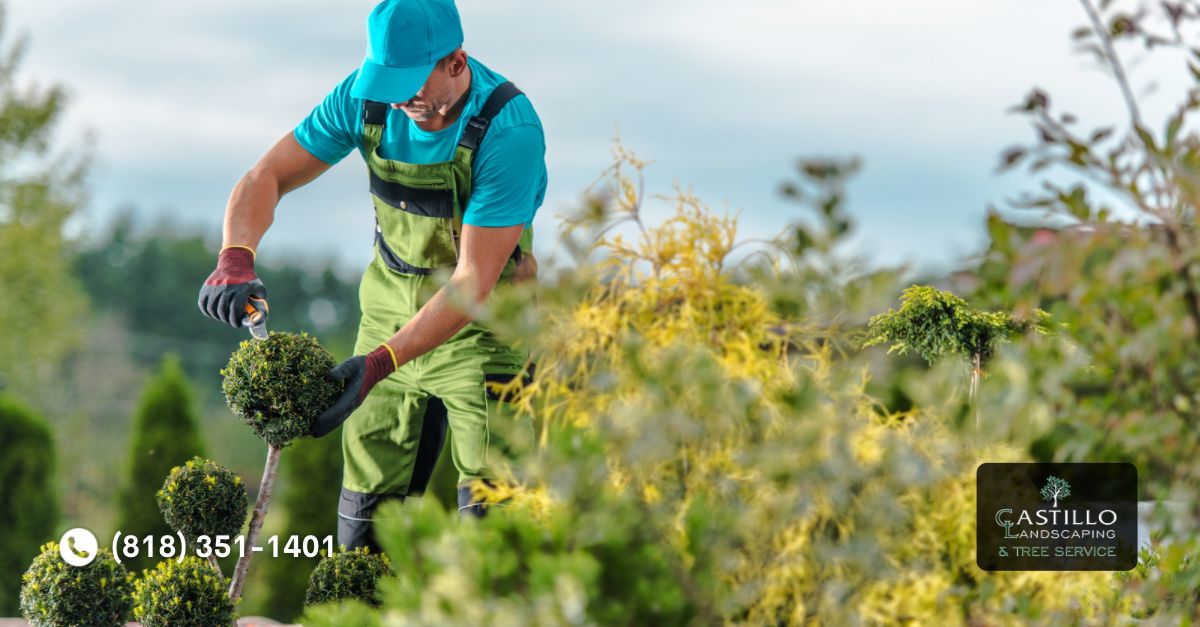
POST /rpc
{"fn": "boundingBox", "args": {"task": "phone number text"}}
[110,531,334,564]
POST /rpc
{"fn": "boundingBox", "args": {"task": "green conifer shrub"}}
[305,547,392,607]
[132,556,235,627]
[157,457,248,542]
[0,395,58,615]
[863,284,1052,429]
[19,543,133,627]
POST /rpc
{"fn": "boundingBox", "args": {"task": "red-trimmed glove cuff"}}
[208,246,257,285]
[359,345,398,403]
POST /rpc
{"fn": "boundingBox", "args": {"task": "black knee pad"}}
[338,487,403,552]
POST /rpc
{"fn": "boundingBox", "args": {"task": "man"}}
[197,0,545,551]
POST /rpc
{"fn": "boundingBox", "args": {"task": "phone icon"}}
[59,528,98,566]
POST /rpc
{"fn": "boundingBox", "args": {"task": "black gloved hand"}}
[198,246,267,328]
[311,345,397,437]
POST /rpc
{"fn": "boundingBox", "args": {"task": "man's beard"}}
[401,96,452,122]
[401,106,433,121]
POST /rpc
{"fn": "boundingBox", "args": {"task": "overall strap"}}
[454,81,530,265]
[362,100,389,153]
[457,82,523,153]
[363,100,389,126]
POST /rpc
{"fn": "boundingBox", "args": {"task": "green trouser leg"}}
[338,260,534,546]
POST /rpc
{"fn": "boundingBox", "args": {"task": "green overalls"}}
[338,82,536,548]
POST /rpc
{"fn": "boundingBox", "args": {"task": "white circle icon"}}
[59,528,98,567]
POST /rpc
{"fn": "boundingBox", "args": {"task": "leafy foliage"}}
[304,546,392,608]
[19,543,133,627]
[863,284,1050,365]
[115,355,206,575]
[301,145,1127,626]
[157,456,248,542]
[304,485,702,626]
[966,0,1200,503]
[132,556,235,627]
[1116,538,1200,618]
[221,331,340,447]
[0,395,57,615]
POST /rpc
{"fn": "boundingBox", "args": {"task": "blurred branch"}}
[1079,0,1145,129]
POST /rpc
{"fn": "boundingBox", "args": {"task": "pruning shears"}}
[242,295,269,340]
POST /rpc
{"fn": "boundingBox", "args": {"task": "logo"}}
[977,463,1137,571]
[59,528,98,567]
[1040,476,1070,508]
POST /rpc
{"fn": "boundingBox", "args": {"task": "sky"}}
[6,0,1193,276]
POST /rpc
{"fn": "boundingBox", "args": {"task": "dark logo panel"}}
[976,463,1137,571]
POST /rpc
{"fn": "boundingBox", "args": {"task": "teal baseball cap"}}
[350,0,464,104]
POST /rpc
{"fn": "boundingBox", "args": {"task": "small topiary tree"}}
[20,543,133,627]
[0,395,57,616]
[863,284,1052,430]
[116,355,206,575]
[157,457,249,574]
[220,331,341,602]
[133,556,235,627]
[305,546,392,608]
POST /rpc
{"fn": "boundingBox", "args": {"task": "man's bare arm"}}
[384,223,527,365]
[223,133,332,249]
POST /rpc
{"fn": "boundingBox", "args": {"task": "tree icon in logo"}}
[1041,476,1071,508]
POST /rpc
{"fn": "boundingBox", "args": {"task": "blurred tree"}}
[0,394,57,616]
[74,214,362,387]
[0,2,89,395]
[115,355,206,574]
[977,0,1200,496]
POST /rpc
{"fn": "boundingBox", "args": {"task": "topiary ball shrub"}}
[221,331,341,447]
[133,556,235,627]
[157,456,249,541]
[305,546,392,607]
[20,542,133,627]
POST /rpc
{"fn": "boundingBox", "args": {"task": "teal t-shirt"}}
[294,57,546,228]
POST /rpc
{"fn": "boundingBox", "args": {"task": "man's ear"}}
[448,49,469,77]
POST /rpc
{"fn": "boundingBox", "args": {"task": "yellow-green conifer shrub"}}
[483,150,1127,623]
[157,456,248,542]
[303,147,1152,625]
[132,556,234,627]
[304,546,392,607]
[19,543,133,627]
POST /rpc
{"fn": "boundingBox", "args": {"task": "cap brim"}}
[350,58,436,104]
